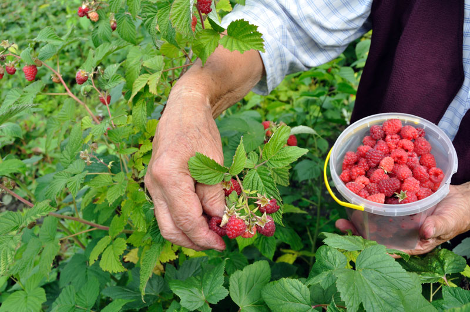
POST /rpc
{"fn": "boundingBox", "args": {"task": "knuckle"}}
[174,216,196,233]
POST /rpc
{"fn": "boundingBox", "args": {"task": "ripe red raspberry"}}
[362,136,376,147]
[365,182,380,195]
[100,95,111,105]
[385,197,400,205]
[385,134,400,151]
[5,65,16,75]
[420,153,436,169]
[391,148,408,165]
[343,151,358,166]
[356,145,372,158]
[400,125,418,140]
[0,66,3,80]
[406,152,420,170]
[412,165,429,183]
[258,198,280,214]
[0,73,3,80]
[346,182,365,194]
[357,189,369,198]
[398,139,414,152]
[400,192,418,204]
[382,119,402,135]
[365,148,385,167]
[357,158,370,172]
[379,156,394,173]
[421,180,434,189]
[431,182,441,192]
[76,70,88,85]
[417,187,433,200]
[395,164,412,181]
[414,137,432,155]
[191,16,198,32]
[197,0,213,14]
[339,170,351,183]
[88,11,99,22]
[370,169,389,183]
[242,226,257,238]
[366,193,385,204]
[226,216,246,239]
[428,167,444,183]
[374,140,390,155]
[366,167,377,178]
[78,6,90,17]
[350,166,365,180]
[256,215,275,237]
[370,125,385,140]
[416,128,426,137]
[23,65,37,81]
[223,178,242,197]
[355,175,370,186]
[111,20,117,31]
[262,121,271,130]
[209,216,226,236]
[378,178,400,197]
[401,177,420,193]
[342,163,353,171]
[287,135,297,146]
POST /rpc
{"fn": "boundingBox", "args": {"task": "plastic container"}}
[326,113,458,250]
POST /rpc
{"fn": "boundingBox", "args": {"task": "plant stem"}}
[59,228,98,241]
[430,283,433,302]
[197,7,205,30]
[0,184,34,207]
[8,176,36,201]
[312,184,322,253]
[58,222,86,250]
[73,199,79,217]
[50,212,133,233]
[90,74,116,128]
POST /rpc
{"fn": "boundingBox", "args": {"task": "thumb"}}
[196,183,225,217]
[420,214,454,240]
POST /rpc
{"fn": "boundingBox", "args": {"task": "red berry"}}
[420,153,436,169]
[365,183,380,195]
[374,140,390,155]
[76,70,88,85]
[421,180,435,189]
[100,95,111,105]
[197,0,213,14]
[0,73,3,80]
[340,170,351,183]
[378,178,400,197]
[208,216,226,236]
[395,164,412,181]
[342,163,353,171]
[262,121,271,130]
[346,182,365,194]
[111,20,117,31]
[398,139,414,152]
[412,165,430,183]
[223,179,242,197]
[400,125,418,140]
[356,145,372,158]
[416,128,426,137]
[226,216,246,239]
[417,187,433,200]
[258,198,280,214]
[385,197,400,205]
[370,169,389,183]
[385,134,401,151]
[406,152,420,170]
[88,11,99,22]
[256,215,275,237]
[343,151,358,166]
[78,6,90,17]
[355,175,370,186]
[287,135,297,146]
[414,137,432,155]
[366,167,377,178]
[191,16,198,32]
[357,188,370,198]
[370,125,385,140]
[362,136,376,147]
[401,177,420,194]
[367,193,385,204]
[5,65,16,75]
[23,65,37,81]
[431,182,441,192]
[379,156,394,173]
[391,148,408,165]
[428,167,444,184]
[382,119,402,135]
[349,166,365,180]
[357,158,370,172]
[400,192,418,204]
[365,148,385,167]
[241,226,257,238]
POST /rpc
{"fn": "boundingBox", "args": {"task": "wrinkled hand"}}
[336,183,470,255]
[144,89,226,251]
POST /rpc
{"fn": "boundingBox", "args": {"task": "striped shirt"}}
[221,0,470,140]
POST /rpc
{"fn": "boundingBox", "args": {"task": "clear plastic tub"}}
[328,113,458,250]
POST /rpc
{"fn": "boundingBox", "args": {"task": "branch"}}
[0,184,34,208]
[90,73,115,128]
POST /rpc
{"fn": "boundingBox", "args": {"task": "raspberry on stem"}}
[23,65,37,81]
[197,0,212,14]
[223,178,242,197]
[226,216,246,239]
[256,215,275,237]
[208,217,226,236]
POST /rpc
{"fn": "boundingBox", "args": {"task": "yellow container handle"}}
[324,147,364,211]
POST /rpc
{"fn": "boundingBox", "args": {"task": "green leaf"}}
[60,123,83,168]
[45,171,72,199]
[143,55,164,72]
[129,74,150,102]
[170,0,193,39]
[270,167,290,186]
[0,159,26,176]
[92,19,113,47]
[262,125,291,161]
[337,67,356,84]
[157,1,179,47]
[128,0,141,18]
[266,146,308,168]
[243,166,280,202]
[230,137,246,176]
[230,260,271,312]
[0,211,23,235]
[35,26,64,45]
[87,174,114,188]
[254,235,276,260]
[147,71,162,95]
[67,172,87,198]
[116,12,137,44]
[100,237,127,273]
[38,44,57,61]
[336,82,357,95]
[20,47,35,65]
[397,273,437,312]
[220,19,265,54]
[107,179,127,205]
[261,279,313,312]
[17,81,45,105]
[0,234,21,275]
[109,0,124,12]
[89,236,112,266]
[132,99,147,131]
[0,287,46,312]
[109,215,127,238]
[306,246,347,288]
[453,237,470,258]
[140,241,164,296]
[192,29,220,65]
[39,240,60,276]
[275,226,303,251]
[51,285,76,312]
[23,201,55,224]
[355,39,371,59]
[0,104,36,125]
[322,232,377,251]
[10,237,43,277]
[0,122,23,138]
[188,152,228,185]
[76,277,100,309]
[335,245,415,312]
[102,299,135,312]
[438,286,470,310]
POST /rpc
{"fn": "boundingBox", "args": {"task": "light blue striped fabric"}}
[221,0,470,140]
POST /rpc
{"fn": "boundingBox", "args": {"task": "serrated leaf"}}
[23,201,56,225]
[254,235,276,260]
[147,71,162,95]
[261,279,313,312]
[263,125,291,161]
[51,285,75,312]
[17,81,45,105]
[266,146,308,168]
[220,19,264,53]
[188,152,228,185]
[92,19,113,47]
[87,174,114,188]
[100,237,127,273]
[132,99,147,131]
[20,47,35,65]
[140,241,164,296]
[0,235,21,275]
[67,172,87,198]
[35,26,64,45]
[337,67,356,84]
[230,260,271,312]
[109,215,127,238]
[0,104,36,125]
[170,0,193,39]
[143,55,164,72]
[107,179,127,204]
[116,12,137,44]
[76,277,100,309]
[322,232,377,251]
[0,122,23,138]
[243,166,280,202]
[0,287,46,312]
[230,137,246,176]
[270,166,290,186]
[109,0,124,12]
[38,44,57,61]
[90,236,112,266]
[128,0,141,18]
[306,246,347,288]
[192,29,220,65]
[102,299,135,312]
[60,123,83,168]
[129,74,150,102]
[0,159,26,176]
[157,1,179,47]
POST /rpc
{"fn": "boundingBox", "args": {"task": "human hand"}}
[335,183,470,255]
[144,87,226,251]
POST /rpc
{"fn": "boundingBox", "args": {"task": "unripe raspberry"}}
[88,11,99,22]
[256,215,275,237]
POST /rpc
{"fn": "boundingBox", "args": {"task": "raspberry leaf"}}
[188,152,228,185]
[0,159,26,176]
[132,99,147,131]
[170,0,193,40]
[100,237,127,273]
[109,0,124,13]
[89,236,112,266]
[20,47,35,65]
[229,261,271,311]
[433,286,470,310]
[34,27,64,45]
[139,241,164,297]
[76,277,100,310]
[453,237,470,258]
[193,29,220,65]
[229,137,247,176]
[116,12,137,44]
[0,235,21,275]
[127,0,141,18]
[322,232,378,251]
[262,125,291,161]
[243,167,280,202]
[0,287,46,312]
[254,235,276,260]
[266,146,308,168]
[220,19,265,54]
[156,1,180,47]
[261,278,312,312]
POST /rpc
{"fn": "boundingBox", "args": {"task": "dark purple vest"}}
[351,0,468,185]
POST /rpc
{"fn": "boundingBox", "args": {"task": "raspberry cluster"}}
[0,60,38,82]
[263,120,297,146]
[340,119,444,204]
[77,2,100,22]
[197,0,213,14]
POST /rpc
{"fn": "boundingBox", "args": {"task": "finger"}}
[419,213,456,241]
[196,183,225,217]
[335,219,360,235]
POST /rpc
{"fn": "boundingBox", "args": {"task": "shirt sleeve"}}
[221,0,373,95]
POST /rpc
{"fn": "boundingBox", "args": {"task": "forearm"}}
[168,45,265,117]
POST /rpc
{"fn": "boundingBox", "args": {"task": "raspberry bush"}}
[0,1,469,311]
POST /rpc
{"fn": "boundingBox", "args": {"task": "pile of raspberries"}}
[340,119,444,204]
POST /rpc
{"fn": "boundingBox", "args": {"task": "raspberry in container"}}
[324,113,458,250]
